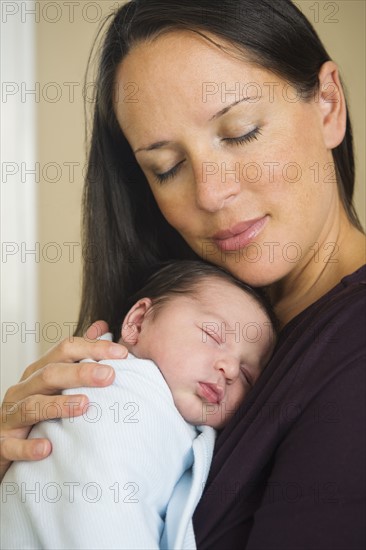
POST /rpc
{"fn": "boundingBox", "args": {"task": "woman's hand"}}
[0,321,127,481]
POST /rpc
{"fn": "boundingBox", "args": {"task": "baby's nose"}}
[214,357,239,382]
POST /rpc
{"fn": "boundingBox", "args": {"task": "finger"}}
[1,436,52,463]
[45,337,127,364]
[22,338,127,380]
[7,360,117,404]
[84,320,110,341]
[3,393,89,430]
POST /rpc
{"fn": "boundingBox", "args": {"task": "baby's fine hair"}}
[122,260,279,332]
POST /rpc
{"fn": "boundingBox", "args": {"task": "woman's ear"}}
[120,298,153,345]
[317,60,347,149]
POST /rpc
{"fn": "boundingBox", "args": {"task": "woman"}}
[1,1,365,548]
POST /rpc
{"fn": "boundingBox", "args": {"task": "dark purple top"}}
[194,265,366,550]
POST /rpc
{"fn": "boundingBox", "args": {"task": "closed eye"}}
[153,127,262,183]
[240,365,253,387]
[223,127,262,146]
[153,159,185,184]
[202,329,221,345]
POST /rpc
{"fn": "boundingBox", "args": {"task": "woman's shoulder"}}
[278,263,366,352]
[340,262,366,285]
[304,262,365,313]
[232,263,366,433]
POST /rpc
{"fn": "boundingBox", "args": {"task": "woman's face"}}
[114,31,342,286]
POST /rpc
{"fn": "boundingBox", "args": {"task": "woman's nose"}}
[193,158,241,212]
[214,357,240,383]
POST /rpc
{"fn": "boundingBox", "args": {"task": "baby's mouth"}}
[198,382,224,404]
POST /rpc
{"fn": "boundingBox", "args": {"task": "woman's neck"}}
[269,215,366,328]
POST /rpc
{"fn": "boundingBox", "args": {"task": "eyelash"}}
[154,160,184,184]
[203,330,221,345]
[240,366,253,387]
[153,127,262,184]
[223,127,262,146]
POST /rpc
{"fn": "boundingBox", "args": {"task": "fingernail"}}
[93,366,113,381]
[110,345,127,358]
[34,442,47,457]
[65,396,87,407]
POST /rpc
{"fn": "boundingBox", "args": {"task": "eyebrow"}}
[135,140,170,154]
[209,95,260,121]
[199,309,231,330]
[134,95,260,154]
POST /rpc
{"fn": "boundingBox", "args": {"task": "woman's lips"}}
[212,216,269,252]
[198,382,224,404]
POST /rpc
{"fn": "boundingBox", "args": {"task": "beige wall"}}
[37,1,120,353]
[36,1,365,354]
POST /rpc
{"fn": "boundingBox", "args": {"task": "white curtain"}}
[1,0,38,398]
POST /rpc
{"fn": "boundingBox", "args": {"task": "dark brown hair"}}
[121,260,279,334]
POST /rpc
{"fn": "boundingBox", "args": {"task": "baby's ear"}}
[121,298,153,345]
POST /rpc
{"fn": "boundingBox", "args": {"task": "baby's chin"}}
[204,417,231,430]
[180,405,234,430]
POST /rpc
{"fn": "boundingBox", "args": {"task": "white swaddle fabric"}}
[1,334,215,550]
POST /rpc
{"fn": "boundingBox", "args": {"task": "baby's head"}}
[119,261,277,429]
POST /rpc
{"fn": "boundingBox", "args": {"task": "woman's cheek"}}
[154,189,197,233]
